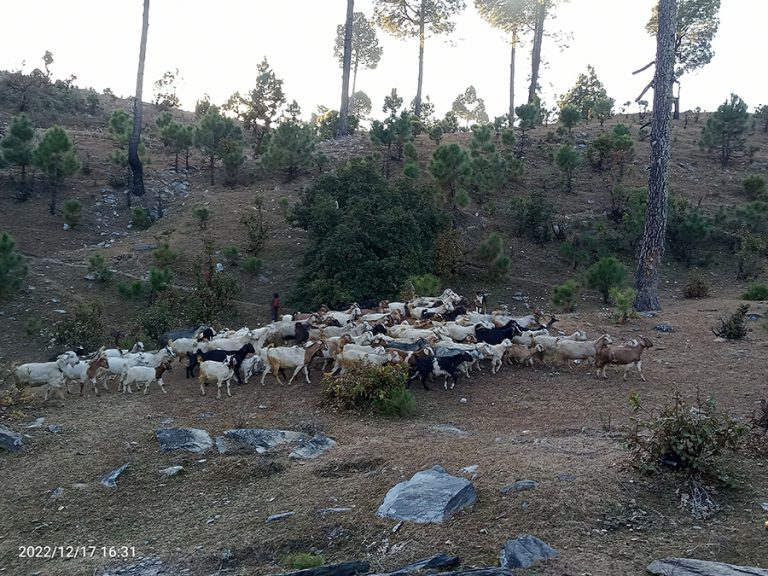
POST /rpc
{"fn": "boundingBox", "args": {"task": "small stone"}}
[159,465,185,477]
[713,337,727,343]
[50,487,64,498]
[266,511,295,523]
[431,424,469,437]
[761,502,768,512]
[25,417,46,429]
[47,425,62,434]
[83,272,98,281]
[500,480,539,494]
[0,426,24,452]
[556,473,577,481]
[500,534,558,569]
[654,324,674,332]
[460,397,468,404]
[460,464,479,475]
[317,507,352,515]
[100,463,130,488]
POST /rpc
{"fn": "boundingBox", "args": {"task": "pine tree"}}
[262,119,315,182]
[558,104,581,134]
[194,106,243,185]
[429,143,471,208]
[1,113,36,200]
[468,124,506,203]
[555,144,579,193]
[349,90,372,118]
[334,12,384,98]
[32,125,79,214]
[699,93,749,167]
[0,232,28,299]
[559,65,610,121]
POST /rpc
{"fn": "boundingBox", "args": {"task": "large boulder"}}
[218,428,305,454]
[290,433,336,460]
[377,465,477,524]
[499,534,558,569]
[155,428,212,453]
[647,558,768,576]
[0,426,24,452]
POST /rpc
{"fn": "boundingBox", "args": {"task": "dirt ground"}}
[1,111,768,575]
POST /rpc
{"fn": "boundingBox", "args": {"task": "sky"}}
[1,1,765,122]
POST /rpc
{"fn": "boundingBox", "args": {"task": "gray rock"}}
[266,511,295,523]
[83,272,99,281]
[500,480,539,494]
[556,473,576,481]
[47,424,62,434]
[647,558,768,576]
[499,534,558,569]
[100,556,166,576]
[133,243,157,252]
[220,428,305,454]
[639,311,659,318]
[460,464,479,475]
[101,463,130,488]
[50,487,64,498]
[369,554,460,575]
[25,417,45,429]
[377,465,477,524]
[269,560,370,576]
[745,313,762,321]
[159,465,185,477]
[155,428,212,453]
[0,425,24,452]
[655,324,674,332]
[318,507,352,515]
[761,502,768,512]
[431,424,469,437]
[290,433,336,460]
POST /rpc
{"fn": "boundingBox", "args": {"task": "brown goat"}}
[594,336,653,381]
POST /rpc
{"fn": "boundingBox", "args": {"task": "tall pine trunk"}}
[508,27,517,123]
[414,5,426,119]
[129,0,149,198]
[337,0,354,137]
[634,0,677,312]
[528,1,547,104]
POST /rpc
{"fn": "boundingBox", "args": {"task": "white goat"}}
[261,341,326,386]
[199,355,237,399]
[121,359,174,394]
[13,352,79,401]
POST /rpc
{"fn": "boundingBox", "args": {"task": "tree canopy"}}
[334,11,384,97]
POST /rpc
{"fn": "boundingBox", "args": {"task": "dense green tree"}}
[587,256,628,303]
[194,106,243,185]
[156,112,192,172]
[223,58,286,155]
[559,65,609,121]
[611,124,635,184]
[316,109,359,140]
[634,0,676,312]
[369,88,413,176]
[555,144,579,193]
[374,0,466,118]
[1,113,36,199]
[558,104,581,134]
[475,0,533,121]
[0,232,28,299]
[153,69,181,110]
[349,90,372,118]
[515,102,538,156]
[289,158,443,308]
[334,12,384,98]
[468,124,507,203]
[699,93,749,167]
[593,96,615,126]
[647,0,720,118]
[32,126,79,214]
[451,85,489,127]
[262,118,315,182]
[429,142,471,207]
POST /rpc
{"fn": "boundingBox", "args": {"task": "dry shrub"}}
[682,272,710,298]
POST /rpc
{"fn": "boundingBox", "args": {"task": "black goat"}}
[186,343,255,384]
[475,322,522,345]
[407,352,474,391]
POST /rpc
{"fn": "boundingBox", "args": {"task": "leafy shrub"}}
[742,283,768,300]
[222,245,240,267]
[428,125,443,145]
[135,291,184,342]
[24,316,42,336]
[131,207,152,230]
[743,175,766,200]
[610,286,636,324]
[321,364,416,417]
[278,197,290,218]
[627,393,746,482]
[682,272,709,298]
[510,190,555,243]
[192,206,211,229]
[148,267,173,296]
[434,227,464,281]
[586,133,613,171]
[409,274,440,296]
[711,303,749,340]
[62,199,82,227]
[118,280,146,300]
[585,256,628,303]
[243,256,263,274]
[87,253,113,282]
[53,300,104,351]
[0,232,28,298]
[551,279,580,311]
[282,553,325,570]
[152,242,178,267]
[241,196,269,255]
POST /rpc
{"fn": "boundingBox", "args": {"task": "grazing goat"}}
[121,359,174,395]
[475,321,523,345]
[503,342,543,367]
[550,334,612,367]
[13,352,79,401]
[103,341,144,358]
[261,341,326,386]
[199,355,237,399]
[407,352,474,390]
[186,343,255,384]
[594,336,653,381]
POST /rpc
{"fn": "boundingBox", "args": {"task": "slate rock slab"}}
[101,463,130,488]
[499,534,558,569]
[290,433,337,460]
[369,553,460,575]
[0,425,24,452]
[655,324,674,332]
[377,465,477,524]
[155,428,212,453]
[159,465,184,477]
[647,558,768,576]
[219,428,305,454]
[431,424,469,437]
[268,560,370,576]
[100,556,167,576]
[500,480,539,494]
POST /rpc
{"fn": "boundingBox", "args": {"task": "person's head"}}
[273,292,279,299]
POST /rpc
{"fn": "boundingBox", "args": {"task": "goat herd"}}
[10,289,654,403]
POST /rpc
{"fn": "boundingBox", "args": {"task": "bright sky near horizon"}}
[1,1,765,121]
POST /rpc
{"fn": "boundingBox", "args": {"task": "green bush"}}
[152,242,178,267]
[682,272,710,298]
[282,552,325,570]
[409,273,440,296]
[192,206,211,230]
[87,253,113,282]
[24,316,42,337]
[743,175,766,200]
[742,283,768,300]
[610,286,636,324]
[53,300,104,351]
[148,267,173,296]
[0,232,28,298]
[321,364,416,417]
[511,190,555,243]
[222,245,240,267]
[131,207,152,230]
[551,279,580,311]
[243,256,263,274]
[118,280,146,300]
[585,256,628,303]
[62,199,82,227]
[627,393,746,483]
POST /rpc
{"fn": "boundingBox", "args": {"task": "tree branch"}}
[632,60,655,75]
[635,80,654,103]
